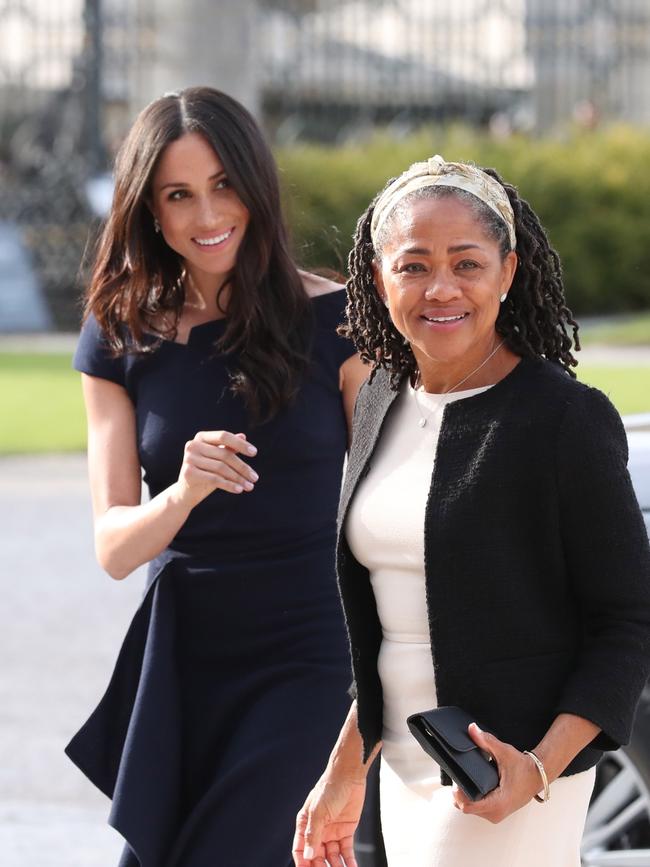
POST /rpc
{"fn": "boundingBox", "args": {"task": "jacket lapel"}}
[338,367,403,533]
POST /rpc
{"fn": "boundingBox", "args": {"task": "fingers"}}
[293,809,327,867]
[303,819,323,864]
[324,841,344,867]
[339,838,359,867]
[292,810,310,866]
[467,722,500,761]
[196,429,257,456]
[189,451,257,489]
[452,783,471,811]
[181,465,249,495]
[183,432,259,490]
[191,434,258,475]
[456,726,532,824]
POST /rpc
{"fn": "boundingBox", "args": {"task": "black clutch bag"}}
[406,705,500,802]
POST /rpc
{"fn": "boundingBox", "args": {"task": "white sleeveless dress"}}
[346,383,595,867]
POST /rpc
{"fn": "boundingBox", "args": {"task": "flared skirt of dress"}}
[66,549,352,867]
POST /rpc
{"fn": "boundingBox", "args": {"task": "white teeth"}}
[425,314,466,322]
[194,229,233,246]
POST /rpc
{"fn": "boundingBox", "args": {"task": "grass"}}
[580,311,650,346]
[0,352,649,455]
[0,353,86,454]
[577,363,650,415]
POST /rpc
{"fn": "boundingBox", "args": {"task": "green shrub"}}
[277,126,650,315]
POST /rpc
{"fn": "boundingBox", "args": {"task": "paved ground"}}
[0,454,146,866]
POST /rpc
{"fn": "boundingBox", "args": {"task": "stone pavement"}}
[0,454,146,866]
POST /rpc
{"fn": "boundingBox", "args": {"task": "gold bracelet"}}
[523,750,550,803]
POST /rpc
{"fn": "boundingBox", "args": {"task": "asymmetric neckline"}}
[143,288,345,348]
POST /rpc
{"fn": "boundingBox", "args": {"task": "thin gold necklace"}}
[412,340,504,428]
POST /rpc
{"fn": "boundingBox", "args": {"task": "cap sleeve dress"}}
[65,290,356,867]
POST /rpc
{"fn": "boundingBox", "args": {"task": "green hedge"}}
[277,126,650,315]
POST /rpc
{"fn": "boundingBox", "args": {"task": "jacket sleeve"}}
[554,385,650,749]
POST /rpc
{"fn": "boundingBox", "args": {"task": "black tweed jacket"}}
[337,357,650,776]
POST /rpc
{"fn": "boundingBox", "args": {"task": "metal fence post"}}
[83,0,106,173]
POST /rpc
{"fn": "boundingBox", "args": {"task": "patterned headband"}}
[370,154,517,250]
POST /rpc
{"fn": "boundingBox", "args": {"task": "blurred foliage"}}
[277,125,650,315]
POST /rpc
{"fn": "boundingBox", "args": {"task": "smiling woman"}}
[149,132,250,332]
[293,156,650,867]
[86,86,316,422]
[371,194,518,393]
[64,87,368,867]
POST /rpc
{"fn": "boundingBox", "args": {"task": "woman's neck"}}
[182,267,230,320]
[414,339,520,394]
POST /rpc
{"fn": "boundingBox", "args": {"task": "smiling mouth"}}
[193,228,234,247]
[421,313,469,323]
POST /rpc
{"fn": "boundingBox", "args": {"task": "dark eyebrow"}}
[158,170,226,192]
[397,242,482,256]
[400,246,432,256]
[448,243,481,253]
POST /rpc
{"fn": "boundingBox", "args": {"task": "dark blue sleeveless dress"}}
[66,291,355,867]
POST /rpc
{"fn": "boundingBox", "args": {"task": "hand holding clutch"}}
[407,706,500,801]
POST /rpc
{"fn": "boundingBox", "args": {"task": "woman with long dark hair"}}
[65,86,367,867]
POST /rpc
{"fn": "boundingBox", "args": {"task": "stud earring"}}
[154,217,161,234]
[500,292,508,303]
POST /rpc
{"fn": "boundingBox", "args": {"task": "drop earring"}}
[500,292,508,303]
[154,217,161,234]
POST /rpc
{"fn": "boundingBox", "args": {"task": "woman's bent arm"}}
[340,354,369,447]
[456,712,600,823]
[83,375,258,579]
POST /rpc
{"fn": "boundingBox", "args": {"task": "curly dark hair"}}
[340,166,580,388]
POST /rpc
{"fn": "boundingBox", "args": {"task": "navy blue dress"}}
[66,291,355,867]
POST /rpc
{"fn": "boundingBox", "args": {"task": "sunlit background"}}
[1,3,649,865]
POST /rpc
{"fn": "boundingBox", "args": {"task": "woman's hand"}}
[452,723,542,823]
[175,430,259,509]
[293,774,367,867]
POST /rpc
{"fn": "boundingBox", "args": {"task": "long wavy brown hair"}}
[84,86,312,423]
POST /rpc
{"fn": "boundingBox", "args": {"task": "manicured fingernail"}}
[247,445,257,455]
[249,470,259,482]
[304,846,314,859]
[471,722,482,733]
[243,481,254,491]
[234,485,243,493]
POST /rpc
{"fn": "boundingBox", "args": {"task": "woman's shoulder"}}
[299,271,348,324]
[522,358,626,453]
[298,272,358,369]
[299,269,345,300]
[527,357,620,416]
[73,311,131,385]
